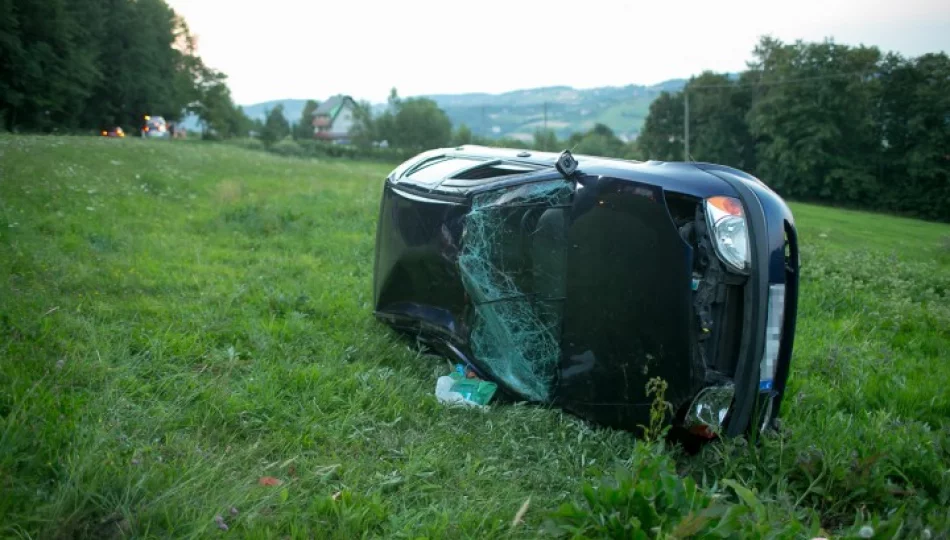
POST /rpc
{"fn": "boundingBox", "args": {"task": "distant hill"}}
[422,81,687,141]
[231,79,689,140]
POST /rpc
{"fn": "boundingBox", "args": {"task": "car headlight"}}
[705,196,750,272]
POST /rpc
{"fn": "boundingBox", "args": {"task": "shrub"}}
[270,138,303,157]
[233,137,265,152]
[544,442,917,538]
[544,443,823,539]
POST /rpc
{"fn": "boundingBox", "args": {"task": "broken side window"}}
[403,157,485,185]
[458,180,573,402]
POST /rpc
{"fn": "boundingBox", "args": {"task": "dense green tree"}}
[686,72,756,170]
[747,38,883,204]
[637,92,685,161]
[392,98,452,150]
[260,105,291,146]
[189,67,250,138]
[82,0,194,129]
[876,52,950,218]
[352,89,451,150]
[0,0,237,135]
[452,123,474,146]
[349,100,379,148]
[0,0,102,130]
[635,37,948,219]
[565,123,625,157]
[293,99,319,140]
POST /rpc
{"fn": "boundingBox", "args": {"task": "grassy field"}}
[1,135,948,538]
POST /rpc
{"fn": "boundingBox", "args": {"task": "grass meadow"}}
[1,135,948,538]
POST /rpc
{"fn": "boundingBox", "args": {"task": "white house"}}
[312,95,357,143]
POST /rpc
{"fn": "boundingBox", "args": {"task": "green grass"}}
[1,135,948,538]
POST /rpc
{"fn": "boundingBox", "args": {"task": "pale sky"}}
[167,0,950,105]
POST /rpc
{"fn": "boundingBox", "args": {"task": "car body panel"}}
[556,176,702,431]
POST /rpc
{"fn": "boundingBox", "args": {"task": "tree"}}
[293,99,319,140]
[876,52,950,218]
[748,38,882,204]
[391,97,452,150]
[635,37,950,220]
[185,63,252,139]
[260,104,290,146]
[685,72,756,170]
[0,0,233,134]
[0,0,103,130]
[572,124,626,157]
[349,100,379,148]
[82,0,195,128]
[637,92,685,161]
[452,123,474,146]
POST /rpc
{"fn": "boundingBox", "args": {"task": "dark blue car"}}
[372,146,799,440]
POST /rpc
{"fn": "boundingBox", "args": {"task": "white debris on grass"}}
[435,376,484,408]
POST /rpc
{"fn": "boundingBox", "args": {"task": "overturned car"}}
[372,146,799,439]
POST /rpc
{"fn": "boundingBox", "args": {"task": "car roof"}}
[405,145,742,199]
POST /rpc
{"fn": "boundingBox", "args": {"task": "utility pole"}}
[684,90,690,162]
[543,101,548,150]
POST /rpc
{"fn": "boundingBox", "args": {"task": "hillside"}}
[237,79,688,141]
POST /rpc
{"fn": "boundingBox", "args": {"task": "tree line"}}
[638,38,950,221]
[339,39,949,221]
[0,0,250,136]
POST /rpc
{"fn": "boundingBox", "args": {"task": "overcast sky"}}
[167,0,950,105]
